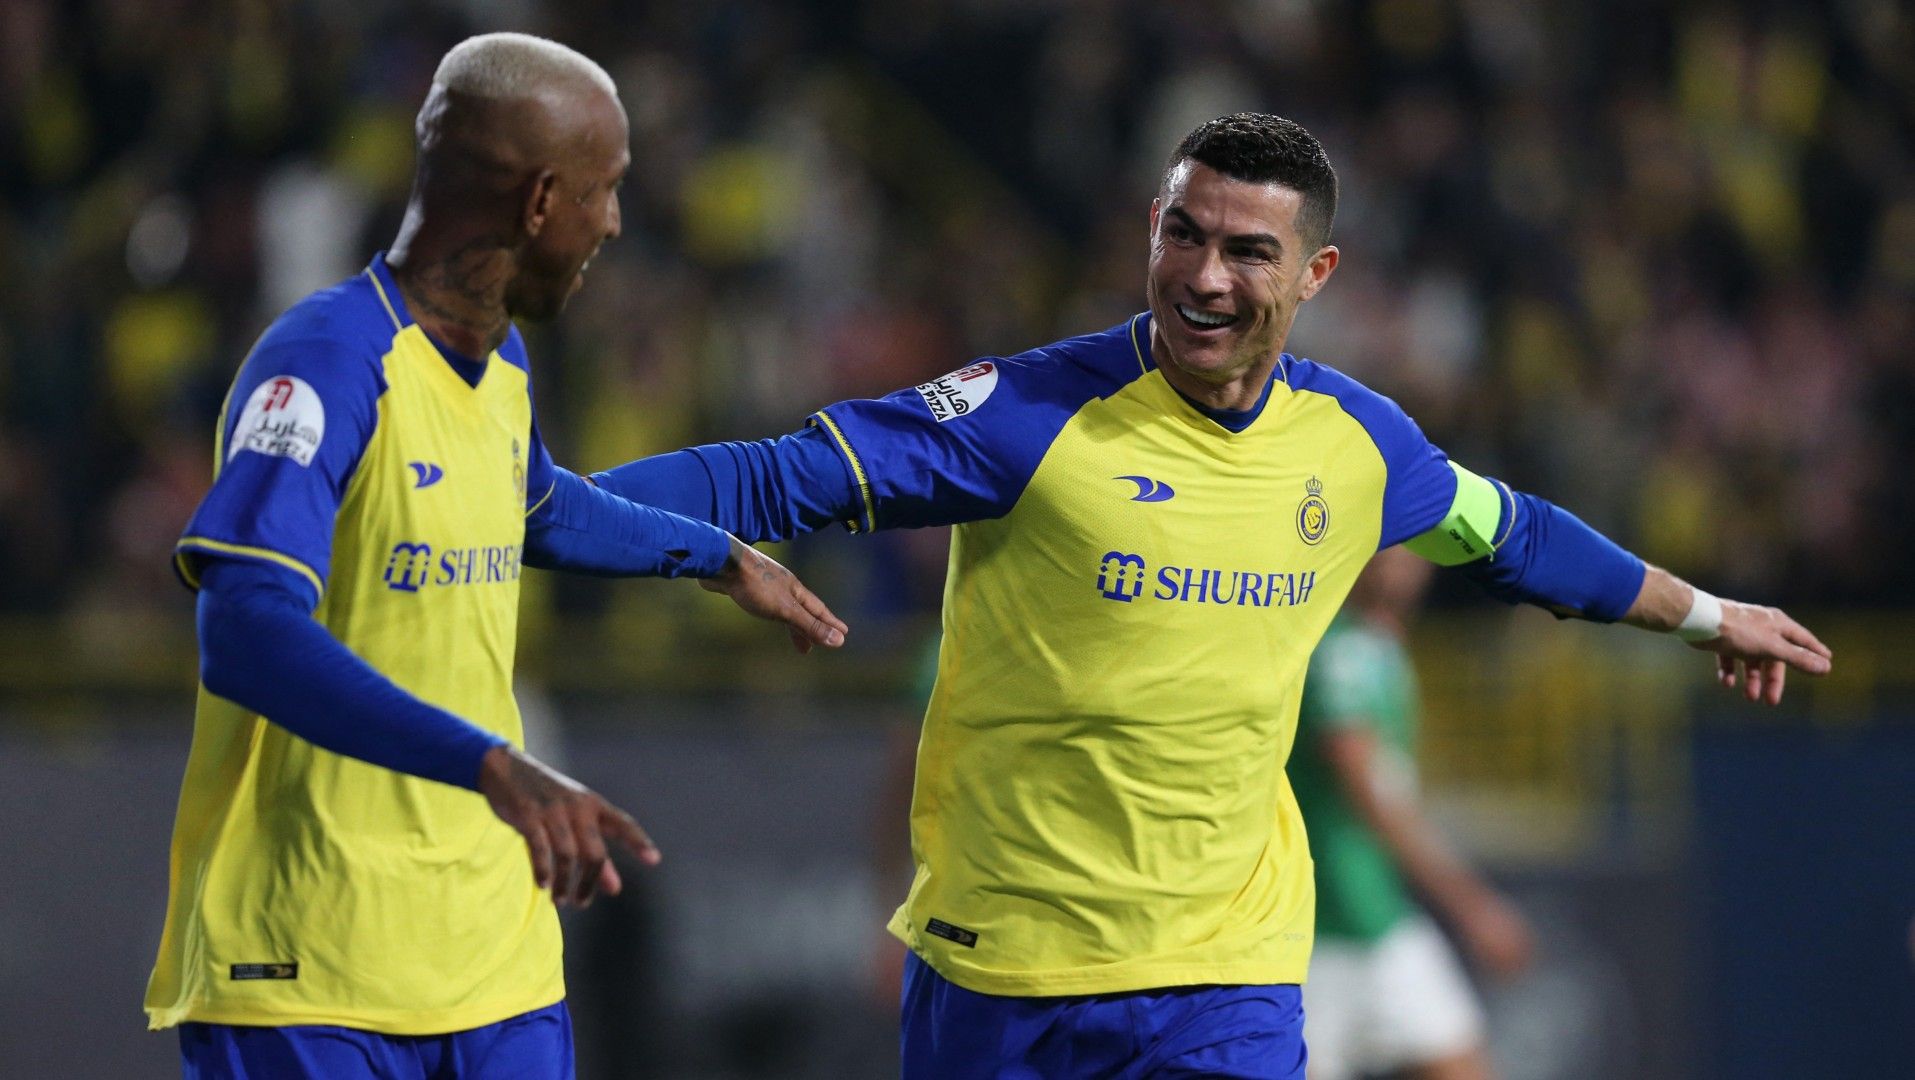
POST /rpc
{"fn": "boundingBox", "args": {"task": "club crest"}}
[1296,477,1329,546]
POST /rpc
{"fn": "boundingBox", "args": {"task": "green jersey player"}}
[1291,546,1533,1080]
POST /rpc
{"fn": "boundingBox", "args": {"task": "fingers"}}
[523,820,555,893]
[595,858,623,900]
[797,588,849,648]
[600,803,662,868]
[1717,653,1736,691]
[1764,659,1786,706]
[545,811,582,907]
[572,808,612,907]
[772,569,846,651]
[1779,621,1833,673]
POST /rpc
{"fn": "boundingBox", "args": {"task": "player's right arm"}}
[591,357,1060,539]
[179,330,654,907]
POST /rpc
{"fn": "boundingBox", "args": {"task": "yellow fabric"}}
[886,368,1387,996]
[145,325,560,1034]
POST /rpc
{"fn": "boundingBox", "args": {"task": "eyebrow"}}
[1165,206,1283,255]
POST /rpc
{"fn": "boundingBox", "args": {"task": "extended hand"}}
[700,535,849,653]
[478,745,660,908]
[1698,601,1832,706]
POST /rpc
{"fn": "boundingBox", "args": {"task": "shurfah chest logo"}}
[1096,550,1317,609]
[229,375,325,467]
[384,540,524,593]
[1296,477,1329,546]
[915,361,998,422]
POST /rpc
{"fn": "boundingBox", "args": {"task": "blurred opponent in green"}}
[1290,546,1534,1080]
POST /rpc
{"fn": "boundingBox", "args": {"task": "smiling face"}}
[1145,161,1339,407]
[507,86,629,322]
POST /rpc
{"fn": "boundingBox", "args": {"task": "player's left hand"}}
[1694,600,1832,706]
[700,535,849,653]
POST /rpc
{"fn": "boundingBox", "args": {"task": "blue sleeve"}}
[1462,487,1647,622]
[175,324,383,600]
[1289,360,1458,550]
[590,425,861,544]
[524,466,733,577]
[809,354,1095,531]
[197,558,506,790]
[597,321,1158,536]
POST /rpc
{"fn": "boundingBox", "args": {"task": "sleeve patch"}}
[914,361,998,422]
[228,375,326,467]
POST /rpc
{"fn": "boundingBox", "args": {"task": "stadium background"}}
[1,0,1911,1076]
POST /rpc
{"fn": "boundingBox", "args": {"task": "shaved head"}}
[413,33,626,204]
[394,32,631,331]
[433,32,616,100]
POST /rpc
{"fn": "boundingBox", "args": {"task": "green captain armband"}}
[1403,462,1506,566]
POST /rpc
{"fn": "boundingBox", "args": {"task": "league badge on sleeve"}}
[1297,476,1329,545]
[229,375,325,467]
[915,361,998,422]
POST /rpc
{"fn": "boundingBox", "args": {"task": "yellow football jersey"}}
[813,314,1464,996]
[146,257,562,1033]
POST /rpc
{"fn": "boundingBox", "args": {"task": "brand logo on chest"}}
[383,541,524,593]
[1095,551,1317,609]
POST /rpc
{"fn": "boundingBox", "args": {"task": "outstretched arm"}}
[1406,462,1831,703]
[590,426,862,544]
[1619,565,1831,705]
[526,466,846,651]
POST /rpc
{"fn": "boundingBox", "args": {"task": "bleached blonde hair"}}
[432,32,616,99]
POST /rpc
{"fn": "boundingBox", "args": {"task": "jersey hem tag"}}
[925,918,979,948]
[230,963,299,981]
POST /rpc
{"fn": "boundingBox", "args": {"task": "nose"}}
[605,189,622,241]
[1188,244,1228,298]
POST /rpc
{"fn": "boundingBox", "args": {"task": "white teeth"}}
[1177,305,1235,327]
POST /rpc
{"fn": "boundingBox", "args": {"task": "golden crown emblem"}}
[1304,476,1323,497]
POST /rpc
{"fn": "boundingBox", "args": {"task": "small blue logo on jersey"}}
[408,461,445,488]
[1115,475,1175,502]
[385,542,434,592]
[1296,477,1329,545]
[1097,551,1148,601]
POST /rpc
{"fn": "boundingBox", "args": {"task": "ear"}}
[1298,245,1340,302]
[521,167,558,239]
[1148,198,1161,237]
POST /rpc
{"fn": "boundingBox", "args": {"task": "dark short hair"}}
[1165,113,1338,248]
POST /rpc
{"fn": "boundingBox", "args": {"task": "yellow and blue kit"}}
[595,313,1645,999]
[148,255,732,1038]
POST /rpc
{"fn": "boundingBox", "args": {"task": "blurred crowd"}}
[2,0,1911,628]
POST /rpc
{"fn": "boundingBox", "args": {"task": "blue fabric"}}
[814,317,1155,531]
[1285,358,1460,550]
[178,1000,573,1079]
[180,279,390,598]
[1167,370,1278,433]
[899,953,1306,1080]
[196,558,505,791]
[590,424,855,545]
[1463,487,1647,621]
[523,466,731,578]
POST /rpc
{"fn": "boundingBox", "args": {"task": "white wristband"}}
[1675,587,1723,642]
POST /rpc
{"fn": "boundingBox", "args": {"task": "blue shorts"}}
[177,1000,573,1079]
[900,953,1306,1079]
